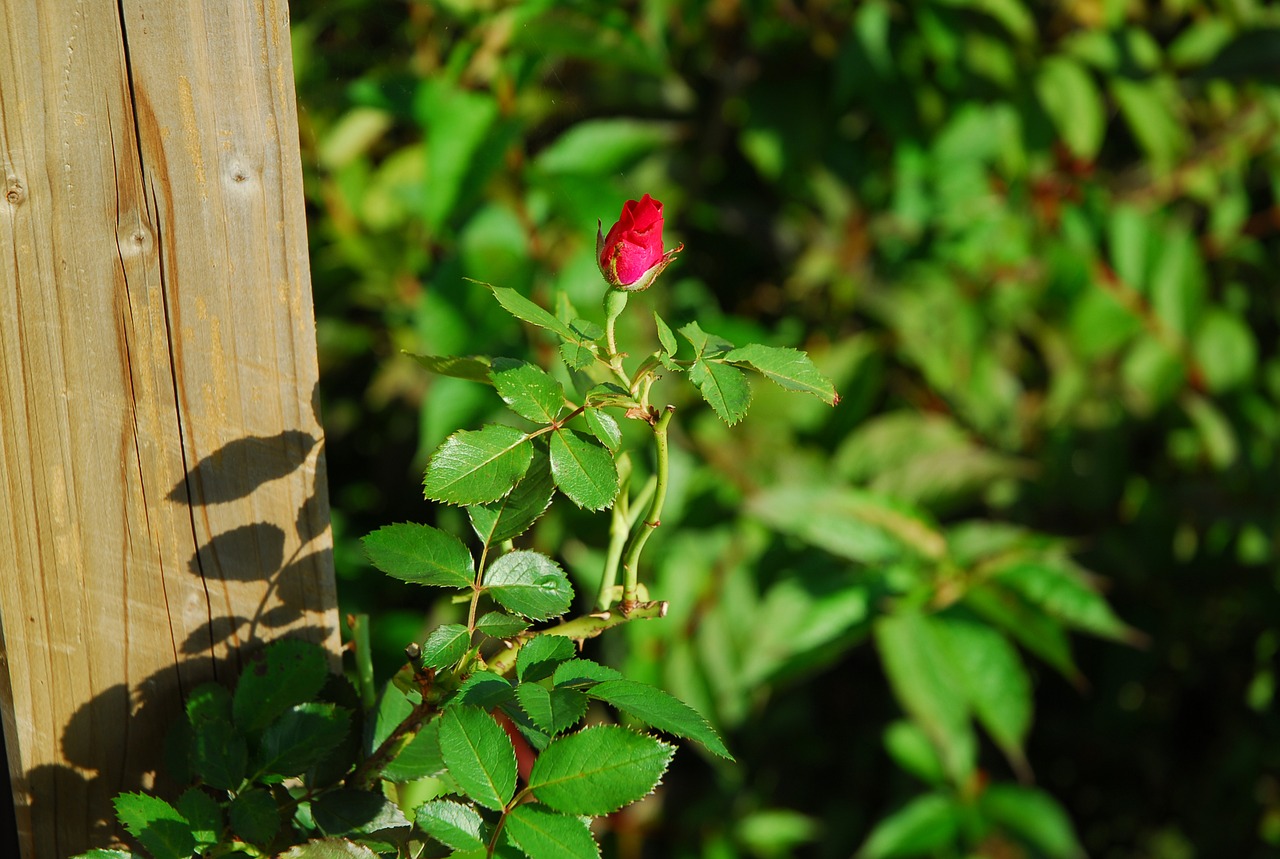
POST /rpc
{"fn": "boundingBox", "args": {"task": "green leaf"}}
[416,81,498,230]
[424,425,534,506]
[994,559,1136,642]
[420,624,472,670]
[584,408,622,453]
[553,659,623,688]
[1035,56,1105,160]
[277,838,381,858]
[468,449,556,546]
[312,789,410,840]
[233,638,330,734]
[883,721,946,786]
[515,684,589,735]
[411,354,495,384]
[229,788,279,845]
[584,383,638,410]
[383,718,445,783]
[654,312,678,358]
[588,679,733,760]
[963,583,1081,682]
[176,789,222,847]
[1193,309,1257,393]
[856,792,961,859]
[724,343,837,405]
[689,359,752,425]
[980,784,1085,859]
[491,359,568,424]
[533,117,677,175]
[254,703,352,781]
[484,550,574,621]
[475,611,531,639]
[488,284,578,341]
[113,793,195,859]
[679,320,734,358]
[528,726,674,815]
[933,617,1031,774]
[750,486,946,563]
[549,429,619,510]
[439,705,518,811]
[504,805,600,859]
[362,523,475,589]
[67,851,139,859]
[517,635,577,683]
[415,799,487,851]
[874,612,975,784]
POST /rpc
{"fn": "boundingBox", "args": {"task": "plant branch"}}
[347,661,436,790]
[485,600,669,676]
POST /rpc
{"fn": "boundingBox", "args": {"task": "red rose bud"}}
[597,194,683,291]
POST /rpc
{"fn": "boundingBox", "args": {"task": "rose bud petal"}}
[597,194,681,291]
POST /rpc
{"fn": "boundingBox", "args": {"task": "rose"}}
[597,194,683,291]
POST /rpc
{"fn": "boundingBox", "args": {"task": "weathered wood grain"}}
[0,1,339,855]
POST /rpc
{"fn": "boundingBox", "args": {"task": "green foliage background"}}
[291,0,1280,856]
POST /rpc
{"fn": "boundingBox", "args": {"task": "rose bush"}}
[596,193,682,291]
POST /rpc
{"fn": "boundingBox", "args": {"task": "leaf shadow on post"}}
[24,385,340,855]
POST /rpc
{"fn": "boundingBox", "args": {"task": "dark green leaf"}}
[488,284,578,341]
[185,682,233,726]
[483,551,573,620]
[549,429,619,510]
[491,359,567,424]
[553,659,623,688]
[475,612,531,639]
[584,408,622,452]
[588,679,733,760]
[516,684,589,735]
[439,705,518,811]
[233,638,330,734]
[255,703,352,781]
[189,709,246,791]
[415,799,486,851]
[504,805,600,859]
[229,788,278,845]
[689,359,752,425]
[560,340,597,370]
[963,583,1081,682]
[362,523,475,589]
[528,726,674,815]
[452,672,516,710]
[517,635,577,683]
[420,624,472,670]
[411,354,494,384]
[468,450,555,546]
[856,792,961,859]
[424,425,534,506]
[113,793,195,859]
[176,789,222,847]
[312,789,410,840]
[724,343,837,405]
[534,118,677,175]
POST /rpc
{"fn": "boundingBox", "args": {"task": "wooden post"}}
[0,1,340,855]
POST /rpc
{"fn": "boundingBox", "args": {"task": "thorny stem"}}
[350,613,376,711]
[468,542,492,633]
[621,406,674,613]
[485,600,669,676]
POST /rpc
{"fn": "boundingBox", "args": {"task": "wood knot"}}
[5,177,25,206]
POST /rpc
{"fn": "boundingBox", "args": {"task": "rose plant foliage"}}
[75,198,838,859]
